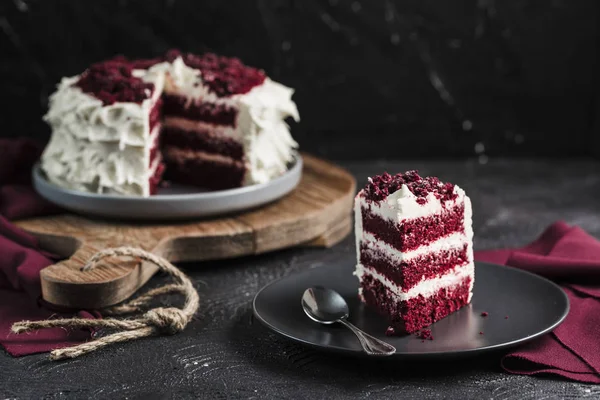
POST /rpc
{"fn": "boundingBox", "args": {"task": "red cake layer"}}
[161,94,237,126]
[359,244,469,290]
[161,125,244,160]
[360,273,471,334]
[361,203,465,252]
[149,143,160,167]
[163,148,246,190]
[149,161,165,195]
[149,98,162,133]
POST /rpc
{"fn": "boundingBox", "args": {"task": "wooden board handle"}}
[40,240,159,309]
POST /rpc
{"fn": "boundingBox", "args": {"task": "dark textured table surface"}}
[1,158,600,399]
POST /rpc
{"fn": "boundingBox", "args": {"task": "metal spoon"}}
[301,286,396,356]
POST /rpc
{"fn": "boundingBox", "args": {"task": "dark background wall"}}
[1,0,598,159]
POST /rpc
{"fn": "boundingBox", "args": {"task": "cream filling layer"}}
[162,117,242,140]
[355,262,475,302]
[358,231,471,264]
[163,147,243,166]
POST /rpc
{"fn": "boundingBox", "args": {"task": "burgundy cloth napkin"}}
[476,221,600,383]
[0,138,96,357]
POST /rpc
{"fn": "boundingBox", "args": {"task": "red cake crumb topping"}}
[165,49,266,97]
[417,330,434,340]
[76,50,266,104]
[481,312,489,317]
[76,60,154,105]
[363,171,457,204]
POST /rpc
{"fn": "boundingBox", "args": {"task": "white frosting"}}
[41,71,164,196]
[142,58,234,106]
[41,56,299,196]
[355,262,475,302]
[238,79,299,184]
[43,75,163,148]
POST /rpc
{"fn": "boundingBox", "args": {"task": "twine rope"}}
[11,247,199,361]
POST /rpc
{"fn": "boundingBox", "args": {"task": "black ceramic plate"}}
[253,261,569,358]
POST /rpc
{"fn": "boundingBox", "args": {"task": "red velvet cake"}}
[41,50,299,196]
[354,171,474,334]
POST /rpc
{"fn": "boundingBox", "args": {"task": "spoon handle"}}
[338,319,396,356]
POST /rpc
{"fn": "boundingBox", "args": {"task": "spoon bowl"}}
[301,286,396,356]
[301,286,349,324]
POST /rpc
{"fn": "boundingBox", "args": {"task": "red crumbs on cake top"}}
[165,49,266,97]
[362,170,457,204]
[417,329,434,340]
[75,60,154,105]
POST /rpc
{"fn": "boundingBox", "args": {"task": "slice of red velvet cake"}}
[354,171,474,334]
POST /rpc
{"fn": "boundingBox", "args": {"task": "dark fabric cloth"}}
[0,139,96,357]
[476,222,600,383]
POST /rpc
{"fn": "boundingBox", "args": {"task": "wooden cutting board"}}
[15,154,356,309]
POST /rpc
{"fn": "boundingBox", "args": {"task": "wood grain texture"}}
[15,154,356,309]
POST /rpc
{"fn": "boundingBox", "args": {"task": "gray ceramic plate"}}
[33,154,303,220]
[253,261,569,358]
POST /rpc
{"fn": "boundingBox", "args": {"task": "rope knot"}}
[144,307,188,335]
[11,247,199,360]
